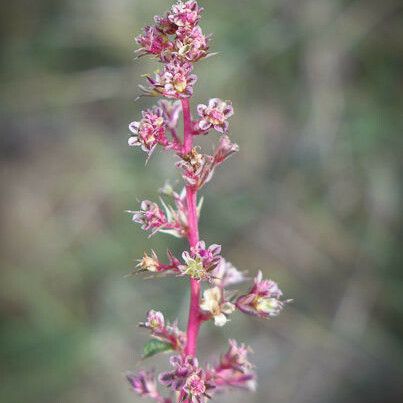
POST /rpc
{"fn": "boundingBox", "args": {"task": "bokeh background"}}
[1,1,402,402]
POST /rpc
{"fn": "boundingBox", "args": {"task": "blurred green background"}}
[1,0,402,402]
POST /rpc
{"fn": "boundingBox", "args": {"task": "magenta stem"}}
[181,98,201,359]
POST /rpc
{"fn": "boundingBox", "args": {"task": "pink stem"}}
[181,98,201,359]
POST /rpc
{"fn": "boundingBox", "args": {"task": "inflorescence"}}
[125,2,291,402]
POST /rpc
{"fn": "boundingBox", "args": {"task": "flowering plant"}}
[126,2,290,402]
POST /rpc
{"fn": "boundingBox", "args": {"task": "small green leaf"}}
[142,339,173,359]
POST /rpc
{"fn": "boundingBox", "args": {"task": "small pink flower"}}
[162,61,198,98]
[143,61,197,99]
[211,339,256,391]
[136,26,173,57]
[159,355,197,390]
[128,200,167,231]
[159,356,214,402]
[219,339,253,372]
[154,14,178,35]
[191,241,222,270]
[180,241,222,281]
[213,135,239,165]
[141,309,165,332]
[197,98,234,133]
[184,372,207,400]
[127,198,186,237]
[175,26,210,62]
[126,370,160,399]
[128,107,168,157]
[168,1,203,28]
[236,271,290,319]
[140,310,186,352]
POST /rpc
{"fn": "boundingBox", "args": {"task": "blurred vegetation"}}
[1,1,402,402]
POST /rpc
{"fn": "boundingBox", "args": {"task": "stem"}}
[181,98,201,358]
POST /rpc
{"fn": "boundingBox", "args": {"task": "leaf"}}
[142,339,173,359]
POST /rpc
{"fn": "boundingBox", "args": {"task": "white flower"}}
[200,287,235,327]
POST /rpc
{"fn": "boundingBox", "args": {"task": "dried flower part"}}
[159,355,214,402]
[176,149,214,189]
[236,271,290,318]
[168,1,203,28]
[176,138,239,190]
[197,98,234,133]
[135,249,181,275]
[211,339,256,391]
[128,107,168,157]
[200,287,235,326]
[137,250,161,273]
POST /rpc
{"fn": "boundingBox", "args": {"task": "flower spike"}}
[125,2,291,401]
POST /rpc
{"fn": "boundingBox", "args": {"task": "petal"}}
[210,286,222,301]
[197,104,207,116]
[128,136,140,146]
[208,98,220,108]
[214,313,228,327]
[187,74,198,85]
[129,121,140,133]
[223,103,234,117]
[209,244,222,255]
[214,124,224,134]
[198,119,211,131]
[221,302,235,315]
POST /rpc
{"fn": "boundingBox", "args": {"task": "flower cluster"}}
[136,1,209,99]
[211,339,256,391]
[136,1,208,63]
[140,310,186,352]
[236,271,291,319]
[126,371,164,401]
[128,107,168,157]
[176,135,239,189]
[160,356,215,402]
[127,186,189,237]
[125,2,291,403]
[197,98,234,133]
